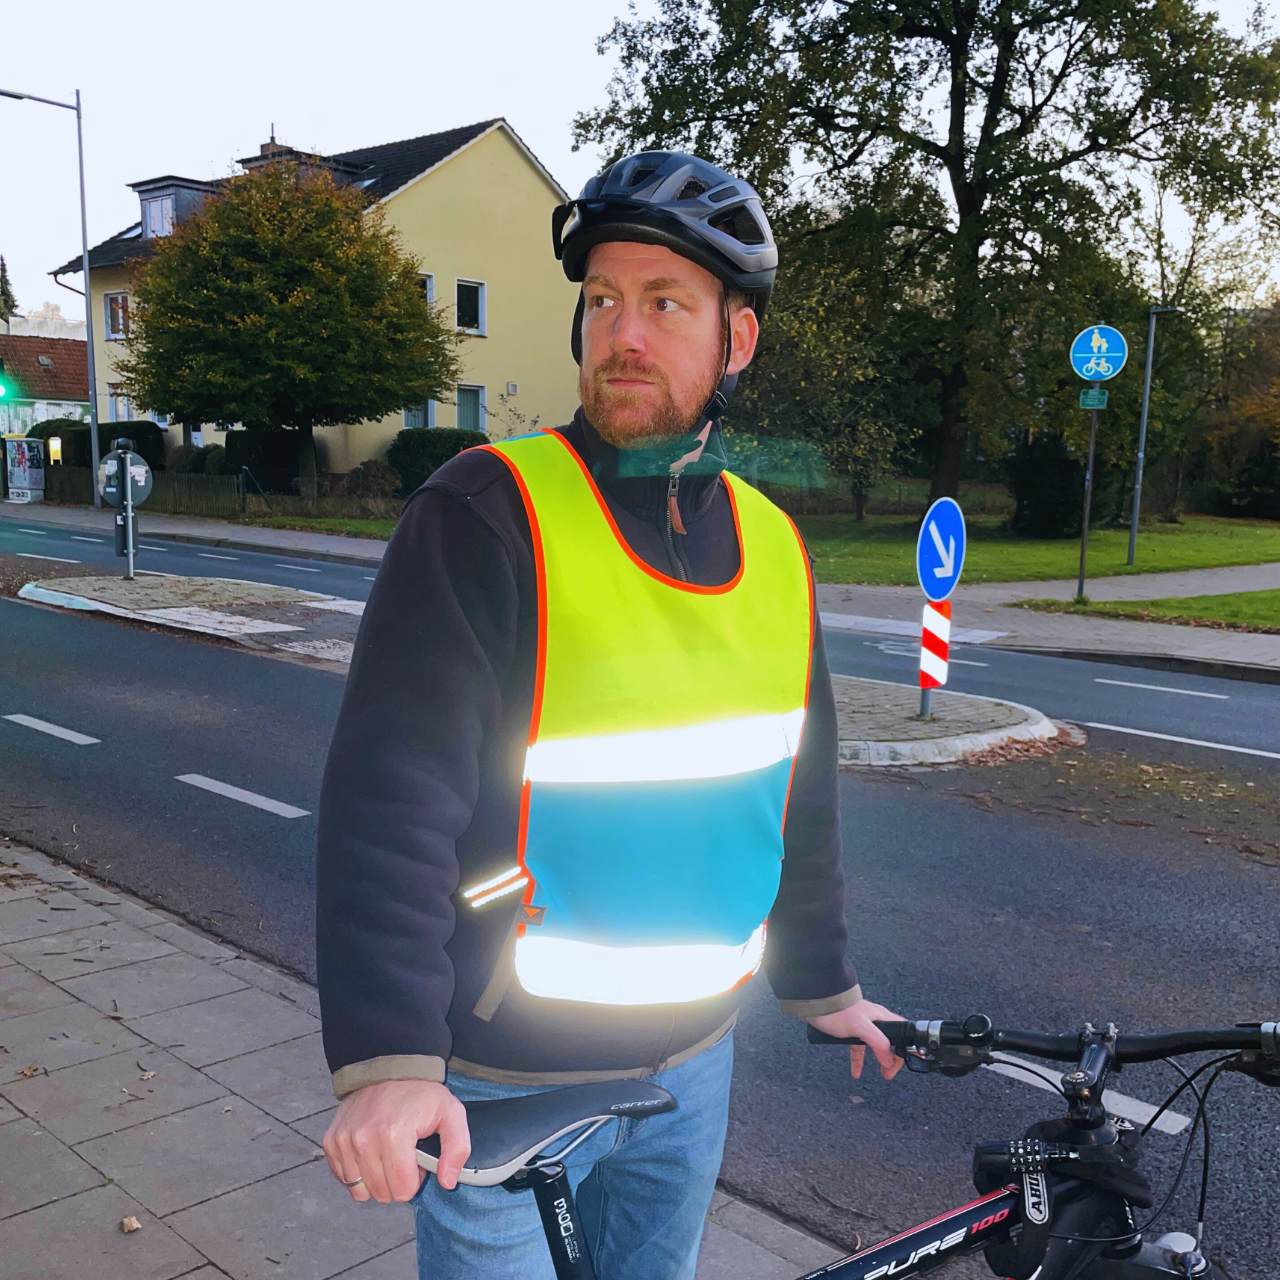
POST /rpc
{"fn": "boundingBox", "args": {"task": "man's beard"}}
[580,350,722,449]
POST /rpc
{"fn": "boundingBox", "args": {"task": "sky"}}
[1,0,1271,319]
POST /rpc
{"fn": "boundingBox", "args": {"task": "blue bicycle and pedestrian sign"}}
[915,497,967,603]
[1070,325,1128,381]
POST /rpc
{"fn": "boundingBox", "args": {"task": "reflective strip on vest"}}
[483,431,813,1007]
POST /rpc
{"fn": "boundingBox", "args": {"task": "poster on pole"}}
[4,437,45,503]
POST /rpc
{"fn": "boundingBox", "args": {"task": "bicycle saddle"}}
[416,1080,677,1187]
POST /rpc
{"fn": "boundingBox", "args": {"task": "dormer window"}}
[143,194,175,238]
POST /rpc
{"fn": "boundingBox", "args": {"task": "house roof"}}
[52,117,563,278]
[0,335,89,402]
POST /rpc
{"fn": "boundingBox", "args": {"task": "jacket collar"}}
[566,408,727,526]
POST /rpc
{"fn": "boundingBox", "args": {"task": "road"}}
[1,522,1278,1276]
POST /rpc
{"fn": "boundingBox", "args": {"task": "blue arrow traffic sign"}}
[916,497,966,602]
[1070,325,1127,381]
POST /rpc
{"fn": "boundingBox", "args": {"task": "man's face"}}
[578,241,758,449]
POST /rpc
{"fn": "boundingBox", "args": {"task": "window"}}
[456,384,486,432]
[104,292,130,340]
[404,401,436,429]
[420,273,435,305]
[107,383,132,422]
[456,279,486,335]
[142,195,175,238]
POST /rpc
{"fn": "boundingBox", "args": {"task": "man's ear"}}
[726,305,760,377]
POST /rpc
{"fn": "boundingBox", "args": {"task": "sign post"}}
[914,497,967,719]
[97,438,153,581]
[1069,326,1127,604]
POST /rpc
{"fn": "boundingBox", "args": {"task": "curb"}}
[839,686,1059,767]
[989,643,1280,687]
[136,529,385,568]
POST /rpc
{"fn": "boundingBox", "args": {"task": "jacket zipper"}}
[665,471,689,582]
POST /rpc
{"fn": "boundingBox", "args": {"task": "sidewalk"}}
[0,840,846,1280]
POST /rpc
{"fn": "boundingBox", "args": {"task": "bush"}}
[202,444,233,476]
[336,459,402,498]
[386,428,488,495]
[25,418,166,472]
[224,429,302,494]
[171,444,206,474]
[1007,433,1083,537]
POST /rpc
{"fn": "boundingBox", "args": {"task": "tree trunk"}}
[851,481,867,521]
[298,423,319,509]
[930,361,968,501]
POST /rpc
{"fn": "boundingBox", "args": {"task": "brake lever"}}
[904,1045,992,1077]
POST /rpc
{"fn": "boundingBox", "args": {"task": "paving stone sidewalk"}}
[0,840,850,1280]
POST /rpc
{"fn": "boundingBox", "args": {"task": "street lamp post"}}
[1127,304,1182,565]
[0,85,102,508]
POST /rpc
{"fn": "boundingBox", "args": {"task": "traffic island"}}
[834,675,1064,767]
[16,574,361,666]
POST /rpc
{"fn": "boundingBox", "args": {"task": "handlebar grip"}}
[805,1020,914,1051]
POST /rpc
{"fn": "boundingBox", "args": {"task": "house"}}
[51,118,580,471]
[0,334,90,434]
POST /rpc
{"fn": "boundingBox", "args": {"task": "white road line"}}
[1085,723,1280,761]
[70,535,106,543]
[3,714,100,746]
[16,552,80,564]
[363,575,376,581]
[274,563,322,573]
[175,773,310,819]
[198,552,239,561]
[136,569,175,577]
[984,1057,1190,1135]
[139,544,167,551]
[17,528,47,535]
[1094,678,1227,700]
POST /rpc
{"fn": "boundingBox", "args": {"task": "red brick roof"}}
[0,335,89,402]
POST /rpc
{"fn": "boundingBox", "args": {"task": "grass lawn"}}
[1018,589,1280,634]
[241,510,1280,586]
[795,513,1280,585]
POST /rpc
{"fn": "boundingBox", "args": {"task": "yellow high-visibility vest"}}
[463,430,813,1006]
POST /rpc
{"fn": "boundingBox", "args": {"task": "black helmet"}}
[553,151,778,376]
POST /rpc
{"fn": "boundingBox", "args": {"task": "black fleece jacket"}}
[316,411,861,1098]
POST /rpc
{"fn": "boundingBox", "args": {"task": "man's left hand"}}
[806,999,906,1081]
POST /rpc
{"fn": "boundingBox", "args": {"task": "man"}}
[316,152,902,1280]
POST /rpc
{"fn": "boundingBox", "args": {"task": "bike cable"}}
[988,1054,1068,1097]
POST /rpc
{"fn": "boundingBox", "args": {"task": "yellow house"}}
[51,118,581,471]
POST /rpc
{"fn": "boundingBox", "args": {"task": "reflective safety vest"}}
[464,430,813,1007]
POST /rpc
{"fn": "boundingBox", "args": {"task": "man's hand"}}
[806,999,906,1082]
[323,1080,471,1204]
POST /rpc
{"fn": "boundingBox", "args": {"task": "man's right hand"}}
[323,1080,471,1204]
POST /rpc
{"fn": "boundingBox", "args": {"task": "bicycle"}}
[415,1015,1278,1279]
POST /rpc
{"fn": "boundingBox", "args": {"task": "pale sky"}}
[2,0,1270,317]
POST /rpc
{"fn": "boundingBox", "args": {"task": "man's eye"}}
[588,295,616,309]
[654,297,682,313]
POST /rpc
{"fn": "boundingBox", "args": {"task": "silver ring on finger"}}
[342,1175,364,1188]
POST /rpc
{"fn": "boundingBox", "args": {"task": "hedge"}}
[25,418,167,472]
[386,428,488,495]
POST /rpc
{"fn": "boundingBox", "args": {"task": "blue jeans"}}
[413,1032,733,1280]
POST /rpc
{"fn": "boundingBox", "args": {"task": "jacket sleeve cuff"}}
[776,983,863,1020]
[331,1054,447,1100]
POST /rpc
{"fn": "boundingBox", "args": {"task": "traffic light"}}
[0,358,17,400]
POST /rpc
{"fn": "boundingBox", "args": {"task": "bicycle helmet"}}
[552,151,777,419]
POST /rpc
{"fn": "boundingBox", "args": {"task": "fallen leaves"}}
[17,1064,46,1079]
[120,1216,143,1234]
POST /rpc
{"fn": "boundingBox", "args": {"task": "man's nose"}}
[607,301,647,356]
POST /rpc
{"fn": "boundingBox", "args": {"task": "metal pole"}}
[123,450,135,579]
[1127,306,1158,565]
[919,686,933,720]
[1076,400,1100,603]
[74,90,103,509]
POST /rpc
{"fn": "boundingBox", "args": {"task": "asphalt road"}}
[1,532,1278,1276]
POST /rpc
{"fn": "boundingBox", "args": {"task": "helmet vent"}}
[628,165,659,188]
[708,206,766,246]
[676,178,709,200]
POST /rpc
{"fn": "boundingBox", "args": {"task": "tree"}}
[575,0,1280,500]
[118,162,461,490]
[0,256,18,320]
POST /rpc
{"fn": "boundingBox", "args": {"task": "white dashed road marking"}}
[17,528,47,535]
[274,563,322,573]
[1094,678,1227,700]
[3,714,100,746]
[1084,723,1280,761]
[70,535,105,543]
[198,552,239,561]
[16,552,80,563]
[175,773,310,819]
[363,575,376,581]
[139,544,167,551]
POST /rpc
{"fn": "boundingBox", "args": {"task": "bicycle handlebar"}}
[807,1017,1279,1064]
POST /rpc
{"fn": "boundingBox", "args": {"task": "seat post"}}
[503,1161,597,1280]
